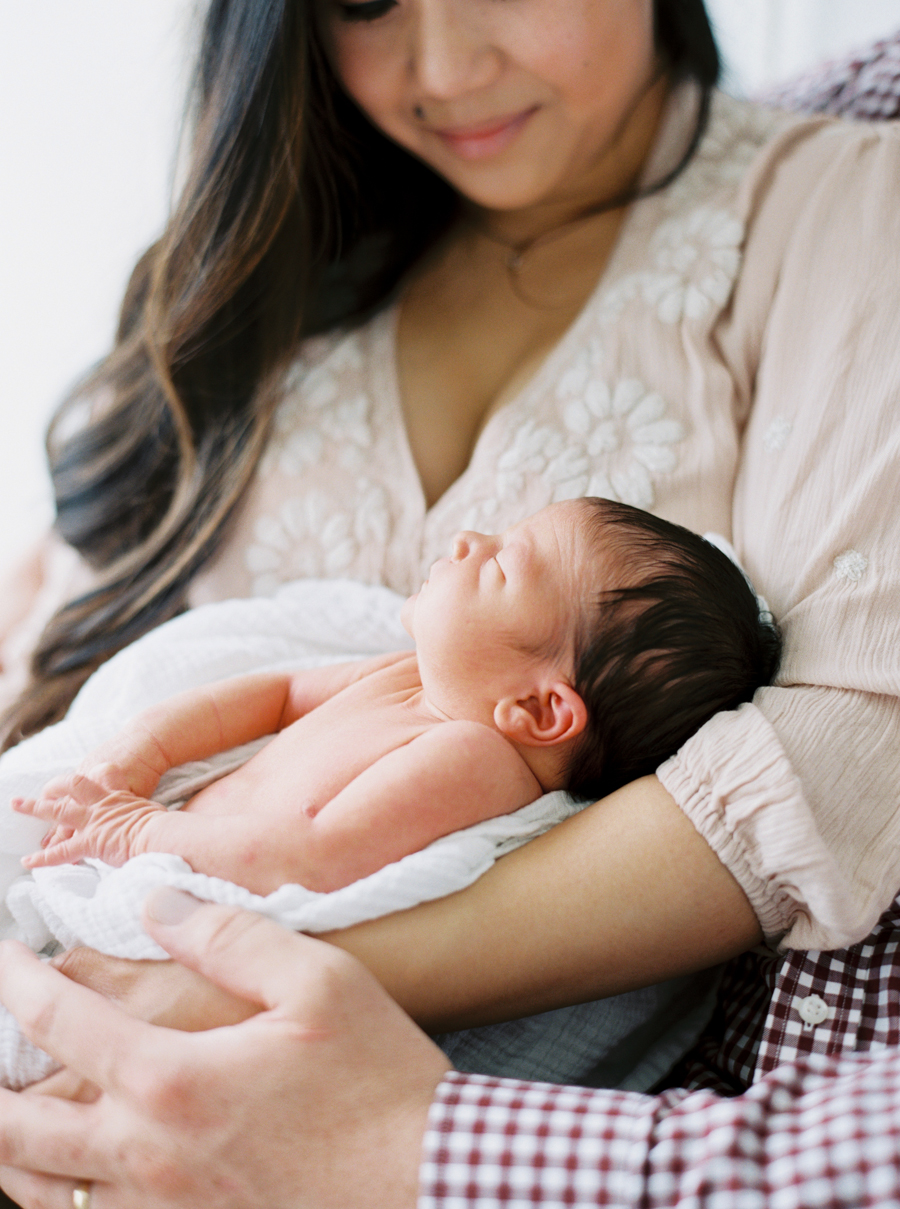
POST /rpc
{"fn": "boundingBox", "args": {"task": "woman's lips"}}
[429,107,538,161]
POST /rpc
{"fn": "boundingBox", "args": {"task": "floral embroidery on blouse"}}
[246,332,393,593]
[246,480,392,596]
[599,207,745,326]
[488,379,684,515]
[260,334,369,480]
[228,88,789,600]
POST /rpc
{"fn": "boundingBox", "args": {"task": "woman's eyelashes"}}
[335,0,398,23]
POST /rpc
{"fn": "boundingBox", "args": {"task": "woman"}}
[0,0,899,1204]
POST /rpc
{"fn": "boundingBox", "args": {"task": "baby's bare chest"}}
[186,665,431,818]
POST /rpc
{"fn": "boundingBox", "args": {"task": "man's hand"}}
[0,889,450,1208]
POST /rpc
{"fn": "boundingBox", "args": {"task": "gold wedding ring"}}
[73,1180,92,1209]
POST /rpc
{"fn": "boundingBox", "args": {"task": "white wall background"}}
[2,1,900,569]
[0,1,196,568]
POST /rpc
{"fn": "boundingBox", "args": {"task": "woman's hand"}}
[0,889,451,1209]
[15,947,266,1114]
[50,947,258,1033]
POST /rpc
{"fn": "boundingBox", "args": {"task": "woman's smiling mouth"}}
[428,107,539,160]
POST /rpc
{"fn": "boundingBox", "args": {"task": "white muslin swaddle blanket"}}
[0,579,717,1090]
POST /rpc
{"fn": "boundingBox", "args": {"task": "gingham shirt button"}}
[797,993,829,1027]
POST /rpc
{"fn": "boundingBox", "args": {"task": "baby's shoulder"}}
[353,649,417,679]
[417,719,539,794]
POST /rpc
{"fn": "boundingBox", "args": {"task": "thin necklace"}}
[473,201,625,276]
[470,60,677,281]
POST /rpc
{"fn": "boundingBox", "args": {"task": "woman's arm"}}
[324,774,761,1030]
[681,117,900,951]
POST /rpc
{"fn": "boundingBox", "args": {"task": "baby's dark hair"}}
[564,499,782,800]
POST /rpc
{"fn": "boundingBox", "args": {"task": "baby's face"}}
[404,502,591,707]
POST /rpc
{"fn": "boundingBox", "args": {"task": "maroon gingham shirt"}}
[420,897,900,1206]
[420,36,900,1205]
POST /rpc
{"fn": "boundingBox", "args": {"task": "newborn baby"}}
[17,498,780,895]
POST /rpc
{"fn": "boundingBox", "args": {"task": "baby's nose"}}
[450,530,491,561]
[450,532,471,561]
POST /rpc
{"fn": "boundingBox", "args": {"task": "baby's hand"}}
[24,762,134,851]
[14,773,167,869]
[45,724,169,808]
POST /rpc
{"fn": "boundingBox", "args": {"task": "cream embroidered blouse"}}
[9,87,900,951]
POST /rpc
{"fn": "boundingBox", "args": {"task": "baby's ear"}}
[494,682,587,748]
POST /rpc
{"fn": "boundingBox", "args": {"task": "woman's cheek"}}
[329,25,408,135]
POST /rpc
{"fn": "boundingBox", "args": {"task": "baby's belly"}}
[183,757,288,817]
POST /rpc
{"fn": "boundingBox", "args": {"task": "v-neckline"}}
[366,77,702,548]
[373,200,640,529]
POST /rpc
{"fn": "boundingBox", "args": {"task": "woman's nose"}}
[410,0,502,100]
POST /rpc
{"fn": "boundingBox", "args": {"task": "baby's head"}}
[562,498,781,798]
[406,499,781,798]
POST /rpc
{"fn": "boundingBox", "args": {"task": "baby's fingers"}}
[32,773,74,801]
[10,796,39,819]
[22,835,90,870]
[12,793,92,831]
[40,825,75,850]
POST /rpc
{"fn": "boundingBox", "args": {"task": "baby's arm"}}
[15,653,409,854]
[26,653,406,798]
[265,722,543,892]
[18,722,541,895]
[193,722,540,894]
[80,654,405,793]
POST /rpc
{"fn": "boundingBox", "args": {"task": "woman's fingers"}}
[0,942,184,1101]
[51,948,258,1033]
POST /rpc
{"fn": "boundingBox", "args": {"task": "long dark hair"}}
[3,0,719,748]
